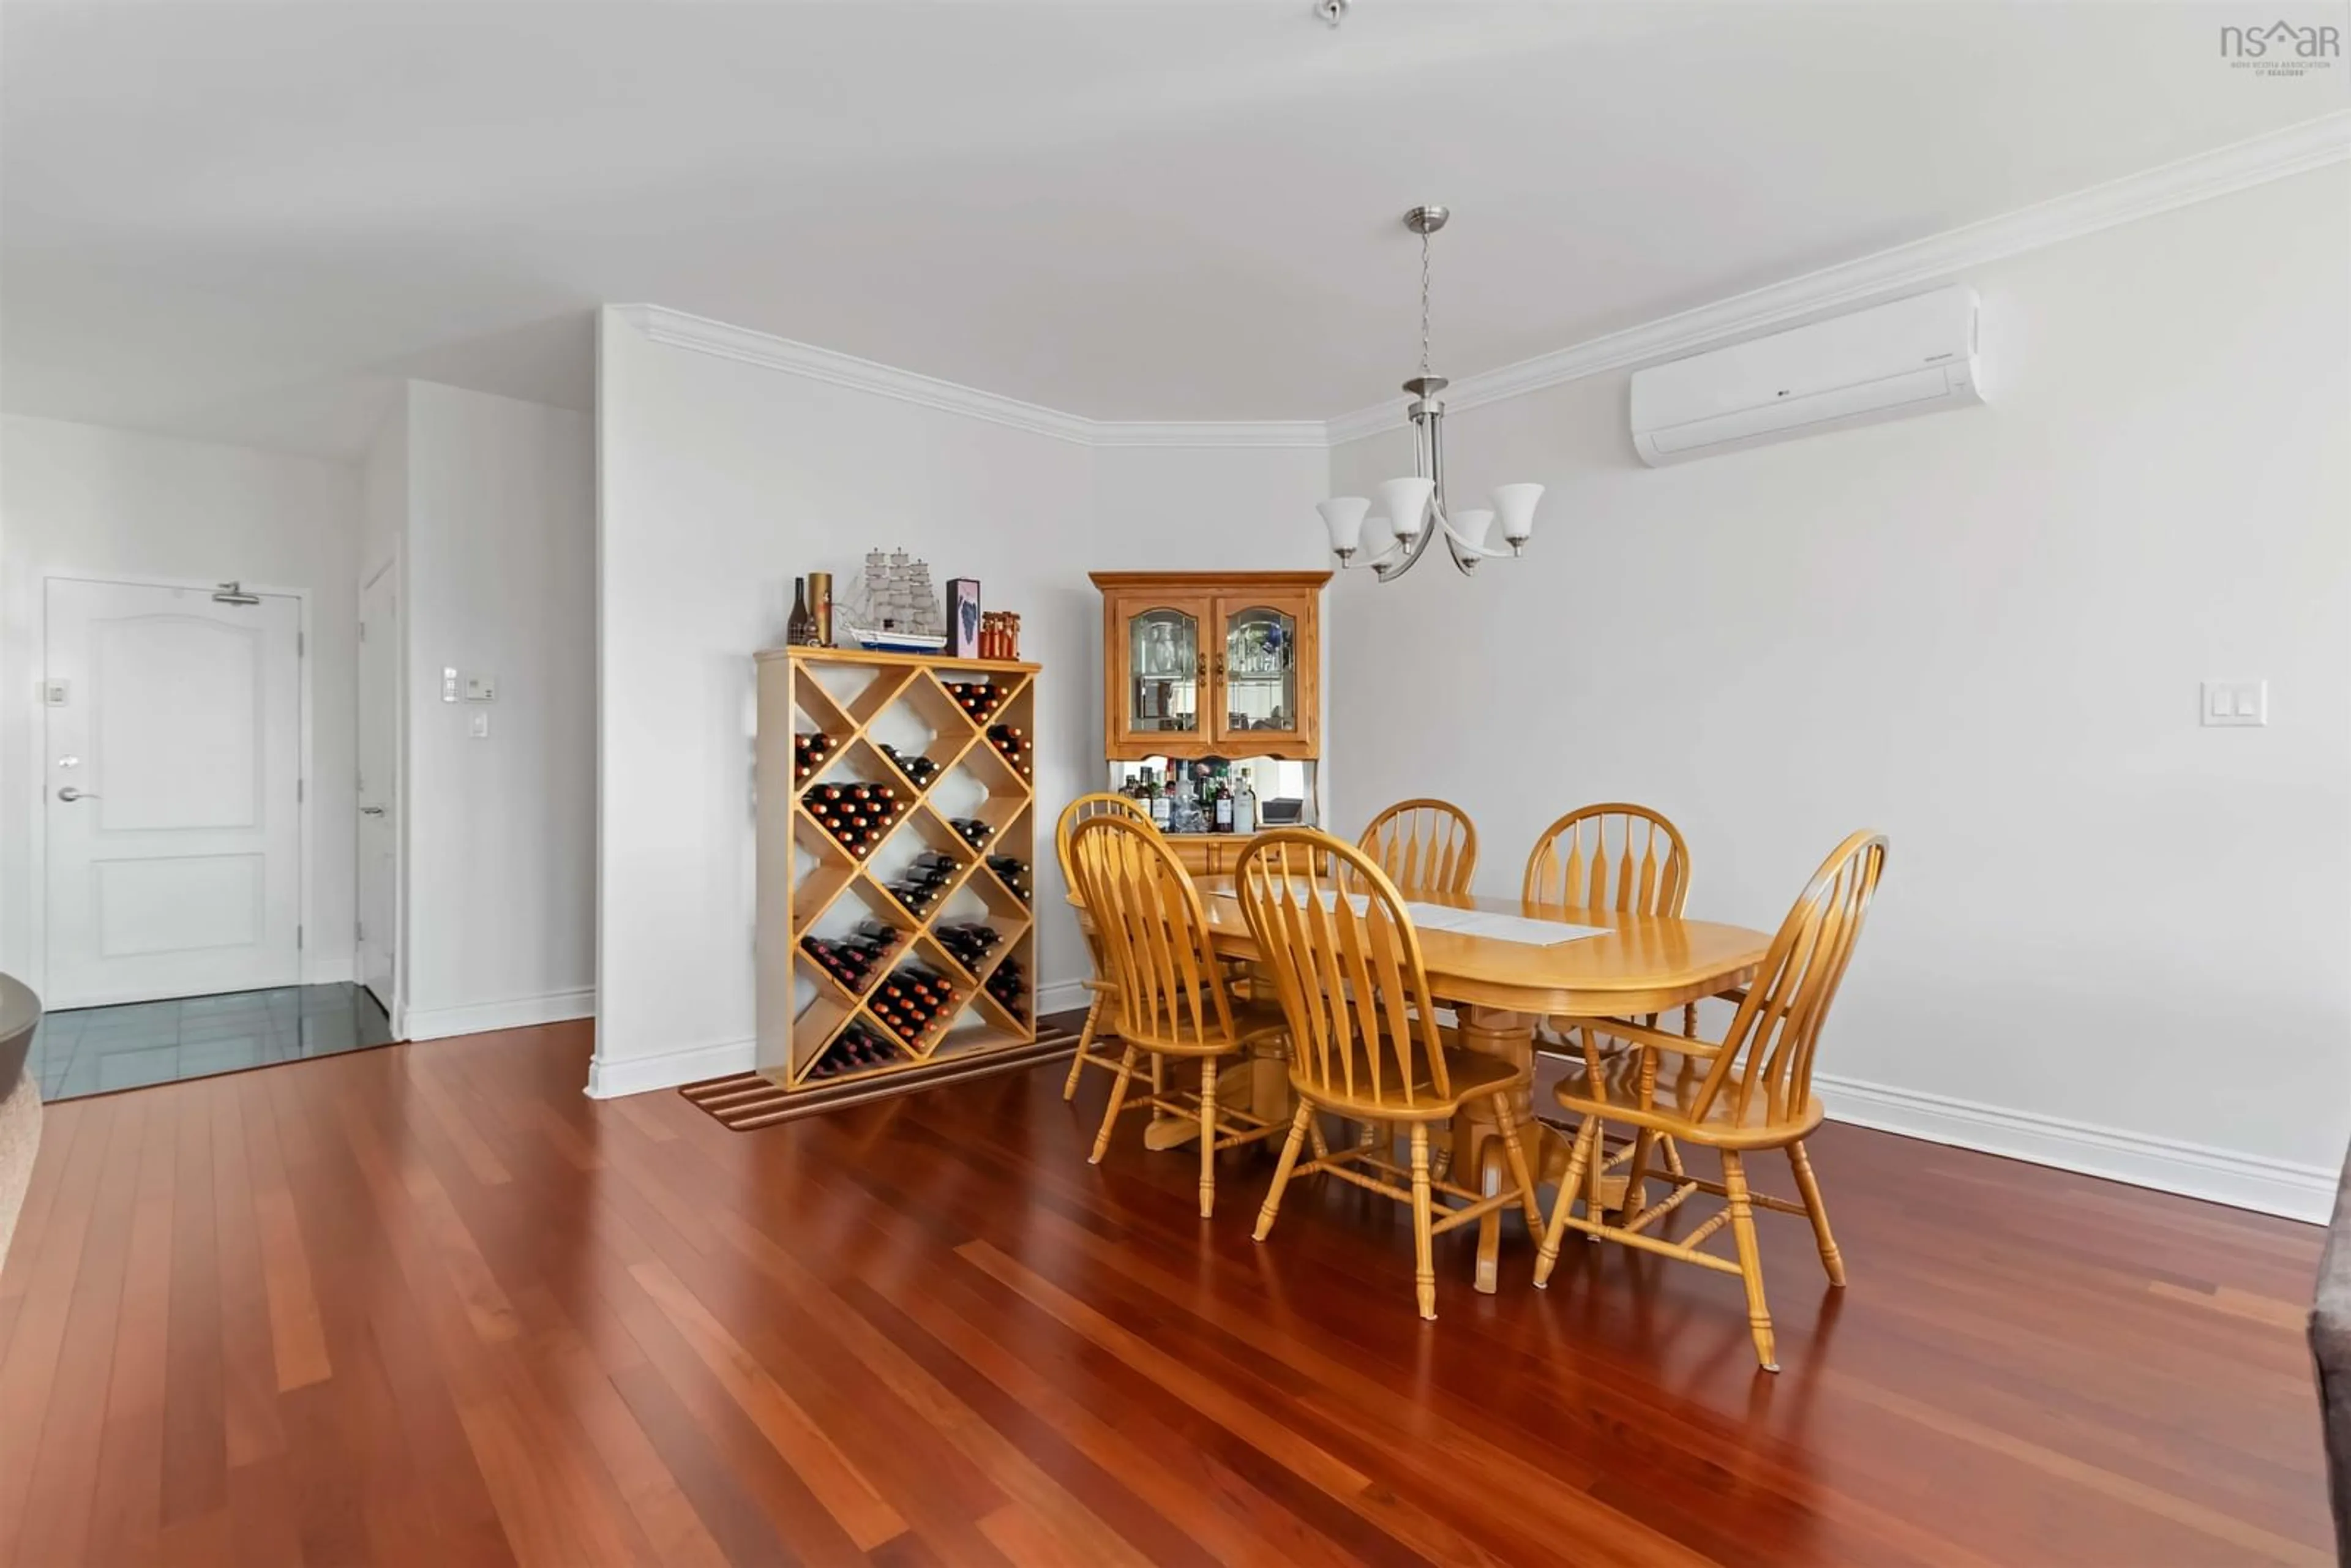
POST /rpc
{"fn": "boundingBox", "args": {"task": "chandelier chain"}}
[1418,227,1432,380]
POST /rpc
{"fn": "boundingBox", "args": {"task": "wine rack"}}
[756,646,1047,1109]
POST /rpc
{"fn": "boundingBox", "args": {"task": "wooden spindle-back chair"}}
[1356,798,1477,898]
[1057,792,1151,1100]
[1523,803,1690,915]
[1234,830,1543,1320]
[1534,830,1888,1371]
[1064,814,1287,1217]
[1523,803,1697,1189]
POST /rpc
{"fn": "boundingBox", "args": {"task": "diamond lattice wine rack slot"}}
[757,647,1049,1108]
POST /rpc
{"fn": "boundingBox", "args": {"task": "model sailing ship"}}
[842,549,947,652]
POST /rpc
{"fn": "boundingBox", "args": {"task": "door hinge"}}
[297,778,305,803]
[359,621,367,643]
[356,918,364,942]
[297,925,305,950]
[298,631,306,656]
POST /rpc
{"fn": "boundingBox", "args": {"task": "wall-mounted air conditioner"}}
[1629,285,1984,466]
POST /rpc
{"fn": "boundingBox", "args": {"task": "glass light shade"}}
[1452,509,1495,550]
[1378,476,1434,541]
[1492,483,1543,543]
[1316,497,1370,555]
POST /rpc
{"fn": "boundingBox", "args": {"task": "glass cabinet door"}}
[1122,602,1204,738]
[1215,600,1302,743]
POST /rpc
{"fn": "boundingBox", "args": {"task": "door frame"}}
[356,550,405,1037]
[29,571,316,1003]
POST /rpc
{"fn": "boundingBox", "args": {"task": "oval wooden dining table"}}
[1075,874,1774,1293]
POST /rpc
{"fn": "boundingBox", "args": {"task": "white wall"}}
[594,312,1326,1093]
[0,416,362,992]
[395,382,596,1038]
[1327,165,2351,1215]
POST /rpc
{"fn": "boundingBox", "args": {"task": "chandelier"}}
[1318,206,1542,580]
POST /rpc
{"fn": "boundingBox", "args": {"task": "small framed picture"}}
[947,578,983,658]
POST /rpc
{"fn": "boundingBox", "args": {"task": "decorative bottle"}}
[787,577,817,646]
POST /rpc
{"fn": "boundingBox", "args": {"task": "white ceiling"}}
[4,1,2344,456]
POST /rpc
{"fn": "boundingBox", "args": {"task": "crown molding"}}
[612,304,1327,449]
[1088,421,1329,449]
[613,304,1100,445]
[1326,111,2351,444]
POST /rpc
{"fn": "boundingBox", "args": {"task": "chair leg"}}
[1409,1123,1437,1321]
[1534,1116,1599,1289]
[1089,1046,1138,1165]
[1061,992,1104,1101]
[1720,1151,1779,1373]
[1255,1103,1313,1241]
[1786,1139,1845,1287]
[1198,1058,1219,1220]
[1490,1095,1544,1232]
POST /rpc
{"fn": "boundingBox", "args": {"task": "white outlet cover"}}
[469,711,490,739]
[2201,679,2267,727]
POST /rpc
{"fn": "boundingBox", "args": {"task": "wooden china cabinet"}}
[1089,571,1332,874]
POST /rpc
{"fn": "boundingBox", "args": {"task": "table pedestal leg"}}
[1143,1056,1287,1151]
[1455,1008,1625,1294]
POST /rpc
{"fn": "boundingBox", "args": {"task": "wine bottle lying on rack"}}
[808,1022,901,1081]
[947,817,994,847]
[876,741,940,786]
[944,681,1002,721]
[984,855,1030,901]
[800,932,895,991]
[793,732,838,784]
[984,956,1029,1022]
[808,781,903,857]
[934,923,1001,969]
[884,880,939,915]
[872,966,959,1043]
[984,724,1032,778]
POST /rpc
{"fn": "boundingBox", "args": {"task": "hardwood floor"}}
[0,1017,2328,1566]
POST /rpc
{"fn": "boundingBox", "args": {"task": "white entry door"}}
[356,563,398,1013]
[45,579,304,1007]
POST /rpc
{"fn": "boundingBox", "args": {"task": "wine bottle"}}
[1215,776,1234,832]
[787,577,816,646]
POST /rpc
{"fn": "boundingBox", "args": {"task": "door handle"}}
[57,786,97,802]
[359,806,385,816]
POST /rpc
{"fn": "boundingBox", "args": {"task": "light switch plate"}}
[441,667,459,703]
[41,679,67,707]
[2202,679,2268,727]
[469,711,490,740]
[464,673,497,702]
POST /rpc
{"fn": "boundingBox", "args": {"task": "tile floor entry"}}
[29,983,396,1102]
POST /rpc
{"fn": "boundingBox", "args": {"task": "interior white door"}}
[44,579,304,1008]
[356,563,398,1013]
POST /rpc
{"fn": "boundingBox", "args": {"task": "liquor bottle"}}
[787,577,817,646]
[1149,779,1172,831]
[1232,776,1256,836]
[1215,776,1234,833]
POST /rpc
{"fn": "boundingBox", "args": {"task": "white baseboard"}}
[1037,978,1091,1019]
[405,987,596,1042]
[586,1034,756,1099]
[1816,1072,2334,1224]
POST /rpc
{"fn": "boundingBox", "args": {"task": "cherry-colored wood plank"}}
[0,1018,2327,1567]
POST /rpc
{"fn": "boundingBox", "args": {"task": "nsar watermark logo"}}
[2220,19,2340,75]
